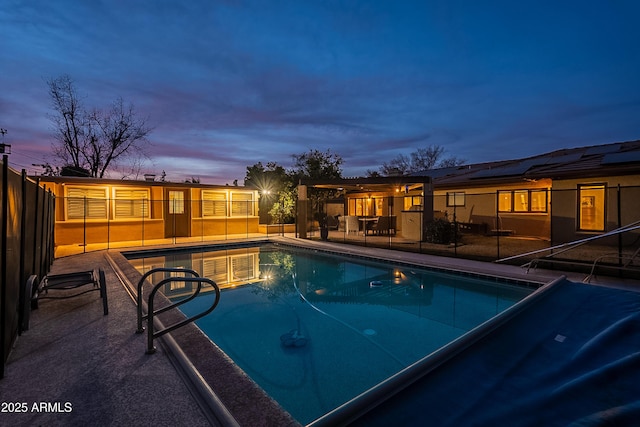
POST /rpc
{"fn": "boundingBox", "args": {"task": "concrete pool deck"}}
[1,236,638,426]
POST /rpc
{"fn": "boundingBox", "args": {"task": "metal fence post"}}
[0,155,8,378]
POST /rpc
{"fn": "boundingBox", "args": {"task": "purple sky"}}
[1,0,639,184]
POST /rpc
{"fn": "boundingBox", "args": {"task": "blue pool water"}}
[127,243,534,424]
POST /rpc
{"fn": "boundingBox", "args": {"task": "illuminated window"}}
[403,196,422,210]
[168,191,184,214]
[530,190,547,212]
[66,187,107,220]
[373,198,384,215]
[231,192,254,216]
[499,189,548,213]
[113,189,149,219]
[446,192,465,207]
[498,191,512,212]
[579,184,605,231]
[349,198,364,216]
[202,191,227,217]
[513,190,529,212]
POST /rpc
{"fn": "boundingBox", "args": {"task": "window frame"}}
[65,186,108,221]
[530,190,548,212]
[446,192,466,207]
[402,196,423,211]
[578,184,606,232]
[230,192,255,217]
[202,190,228,217]
[498,189,548,213]
[168,190,185,214]
[112,187,150,220]
[498,190,513,212]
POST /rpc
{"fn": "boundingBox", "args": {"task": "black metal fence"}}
[1,156,55,378]
[304,185,640,269]
[53,198,265,256]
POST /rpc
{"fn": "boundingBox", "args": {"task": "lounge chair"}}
[21,275,38,332]
[33,268,108,315]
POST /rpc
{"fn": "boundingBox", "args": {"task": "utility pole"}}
[0,128,10,154]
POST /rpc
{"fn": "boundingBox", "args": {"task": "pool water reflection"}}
[127,244,533,424]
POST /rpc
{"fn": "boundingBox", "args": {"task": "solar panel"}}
[470,159,540,178]
[601,151,640,164]
[584,145,616,156]
[545,153,583,164]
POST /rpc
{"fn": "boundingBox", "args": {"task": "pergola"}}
[297,175,433,239]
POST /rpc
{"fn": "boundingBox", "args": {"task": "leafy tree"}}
[47,75,152,178]
[245,161,295,224]
[291,149,343,227]
[245,150,344,226]
[268,188,296,224]
[245,161,291,193]
[291,148,342,181]
[379,144,465,176]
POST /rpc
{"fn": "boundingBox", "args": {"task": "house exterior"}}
[300,140,640,247]
[36,176,259,248]
[424,140,640,245]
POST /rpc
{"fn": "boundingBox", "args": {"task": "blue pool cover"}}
[317,279,640,426]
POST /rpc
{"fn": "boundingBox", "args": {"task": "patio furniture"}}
[21,275,38,332]
[345,216,360,234]
[368,216,397,235]
[33,268,108,315]
[359,217,379,235]
[327,214,340,230]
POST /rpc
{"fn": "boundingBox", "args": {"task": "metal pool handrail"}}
[136,267,200,333]
[495,220,640,270]
[145,276,221,354]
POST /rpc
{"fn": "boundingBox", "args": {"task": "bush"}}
[425,218,455,244]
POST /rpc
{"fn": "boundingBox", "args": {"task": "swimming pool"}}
[126,242,536,424]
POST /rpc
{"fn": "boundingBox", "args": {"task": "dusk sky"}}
[1,1,639,184]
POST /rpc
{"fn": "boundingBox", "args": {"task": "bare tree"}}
[47,75,152,178]
[47,75,90,171]
[88,97,151,177]
[380,154,412,176]
[380,144,465,176]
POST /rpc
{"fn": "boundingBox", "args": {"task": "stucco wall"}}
[433,180,552,238]
[551,175,640,245]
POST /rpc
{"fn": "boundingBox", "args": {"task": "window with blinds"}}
[202,191,227,217]
[231,192,254,216]
[66,187,108,220]
[114,189,150,219]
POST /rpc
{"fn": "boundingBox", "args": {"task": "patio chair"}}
[327,214,340,230]
[369,216,397,235]
[32,268,108,315]
[345,216,360,235]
